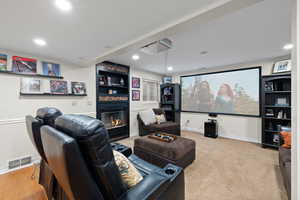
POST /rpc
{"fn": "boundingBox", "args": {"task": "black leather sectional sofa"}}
[26,108,185,200]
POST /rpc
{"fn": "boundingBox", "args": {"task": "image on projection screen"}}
[181,68,260,116]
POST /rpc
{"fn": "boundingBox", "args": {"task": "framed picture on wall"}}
[12,56,37,74]
[132,77,140,88]
[20,78,42,94]
[132,90,140,101]
[50,80,68,94]
[42,62,61,77]
[273,60,292,74]
[71,82,87,95]
[0,54,7,71]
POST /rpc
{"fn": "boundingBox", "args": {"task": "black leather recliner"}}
[41,114,185,200]
[25,107,63,200]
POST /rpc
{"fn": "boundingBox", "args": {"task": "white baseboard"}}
[182,127,259,144]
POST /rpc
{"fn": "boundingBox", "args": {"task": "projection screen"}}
[181,67,261,117]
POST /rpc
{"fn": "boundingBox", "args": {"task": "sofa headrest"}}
[55,114,106,139]
[36,107,63,127]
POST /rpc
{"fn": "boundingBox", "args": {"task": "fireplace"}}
[101,110,128,130]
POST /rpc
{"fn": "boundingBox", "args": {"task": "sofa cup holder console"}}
[160,164,183,182]
[165,168,176,175]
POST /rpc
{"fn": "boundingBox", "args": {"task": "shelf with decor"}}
[0,70,64,79]
[20,93,87,96]
[160,83,181,123]
[261,73,291,149]
[96,61,130,141]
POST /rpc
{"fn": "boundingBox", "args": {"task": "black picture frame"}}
[180,66,262,118]
[132,77,140,88]
[132,90,140,101]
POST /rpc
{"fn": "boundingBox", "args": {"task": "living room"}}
[0,0,299,200]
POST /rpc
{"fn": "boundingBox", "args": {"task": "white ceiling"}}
[0,0,224,66]
[112,0,292,75]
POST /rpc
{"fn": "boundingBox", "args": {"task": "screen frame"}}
[180,66,262,118]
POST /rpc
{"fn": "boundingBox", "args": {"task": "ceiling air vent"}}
[140,38,172,55]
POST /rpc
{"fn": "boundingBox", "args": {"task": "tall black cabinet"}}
[160,83,181,123]
[96,61,130,141]
[261,73,291,148]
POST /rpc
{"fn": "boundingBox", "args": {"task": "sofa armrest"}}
[119,173,169,200]
[120,163,184,200]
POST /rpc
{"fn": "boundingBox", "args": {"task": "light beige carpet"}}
[120,131,288,200]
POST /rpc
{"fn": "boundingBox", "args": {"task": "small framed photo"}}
[273,60,292,74]
[163,76,172,84]
[132,77,140,88]
[42,62,61,77]
[20,78,42,94]
[0,54,8,71]
[12,56,37,74]
[132,90,140,101]
[50,80,68,94]
[71,82,86,95]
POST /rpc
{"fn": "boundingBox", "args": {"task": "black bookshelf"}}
[96,61,130,141]
[160,83,181,123]
[261,73,291,149]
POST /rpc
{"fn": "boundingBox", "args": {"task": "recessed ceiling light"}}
[55,0,72,12]
[132,54,140,61]
[33,38,47,46]
[283,43,294,50]
[167,66,173,71]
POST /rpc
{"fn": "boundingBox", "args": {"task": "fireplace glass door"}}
[101,110,128,130]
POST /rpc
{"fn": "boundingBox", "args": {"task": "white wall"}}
[0,50,161,172]
[291,0,299,199]
[129,68,162,137]
[173,56,290,143]
[0,49,96,173]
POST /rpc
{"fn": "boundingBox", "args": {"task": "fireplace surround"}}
[101,110,128,130]
[96,61,130,141]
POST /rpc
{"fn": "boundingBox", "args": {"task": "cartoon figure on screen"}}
[215,84,234,113]
[192,80,214,112]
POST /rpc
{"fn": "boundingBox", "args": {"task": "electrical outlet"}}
[87,101,92,106]
[8,159,20,169]
[20,156,32,166]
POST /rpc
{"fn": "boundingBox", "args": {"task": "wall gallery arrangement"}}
[0,53,62,77]
[0,53,87,96]
[131,77,141,101]
[20,78,87,96]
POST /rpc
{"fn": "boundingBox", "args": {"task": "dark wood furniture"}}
[134,134,196,169]
[160,83,181,123]
[261,74,291,148]
[96,61,130,141]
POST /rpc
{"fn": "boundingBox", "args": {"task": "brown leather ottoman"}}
[134,135,196,169]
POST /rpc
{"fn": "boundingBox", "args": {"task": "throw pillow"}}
[280,131,291,149]
[139,109,156,125]
[155,114,166,124]
[113,150,143,188]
